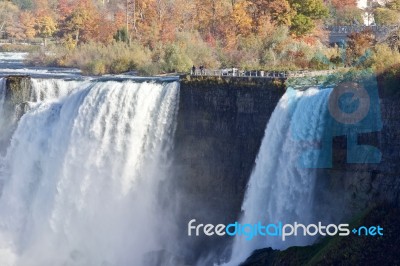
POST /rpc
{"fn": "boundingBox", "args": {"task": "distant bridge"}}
[327,25,399,44]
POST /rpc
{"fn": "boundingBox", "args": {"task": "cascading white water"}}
[0,78,5,117]
[30,78,86,102]
[0,78,10,152]
[227,87,332,265]
[0,78,86,155]
[0,79,180,266]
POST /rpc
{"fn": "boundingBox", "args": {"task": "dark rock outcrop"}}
[0,76,31,153]
[172,76,285,263]
[315,93,400,222]
[5,75,32,108]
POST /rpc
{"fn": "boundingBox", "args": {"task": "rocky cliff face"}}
[172,76,285,263]
[315,94,400,223]
[0,76,31,154]
[171,76,400,264]
[5,76,32,107]
[375,96,400,204]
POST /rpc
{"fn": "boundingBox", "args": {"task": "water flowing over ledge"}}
[0,74,399,266]
[0,78,180,266]
[226,87,334,265]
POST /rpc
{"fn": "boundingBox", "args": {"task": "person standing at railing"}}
[191,65,196,75]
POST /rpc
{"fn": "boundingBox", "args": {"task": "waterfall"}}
[0,78,5,117]
[227,87,333,265]
[29,78,86,102]
[0,78,86,155]
[0,79,180,266]
[0,78,10,152]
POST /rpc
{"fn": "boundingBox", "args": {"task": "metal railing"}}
[326,25,398,34]
[191,69,339,79]
[0,39,43,46]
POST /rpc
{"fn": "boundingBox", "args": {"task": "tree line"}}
[1,0,400,75]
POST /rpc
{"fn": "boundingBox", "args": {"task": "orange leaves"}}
[19,11,36,39]
[346,29,376,65]
[34,0,51,14]
[61,0,101,43]
[114,11,125,30]
[233,1,252,36]
[331,0,357,10]
[231,0,293,37]
[57,0,75,21]
[268,0,293,26]
[55,0,119,45]
[2,0,331,61]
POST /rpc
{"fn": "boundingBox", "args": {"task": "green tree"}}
[114,27,129,43]
[288,0,328,35]
[163,44,192,72]
[289,0,328,19]
[290,14,314,36]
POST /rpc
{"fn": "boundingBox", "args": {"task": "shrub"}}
[309,51,331,70]
[0,43,40,52]
[109,58,133,74]
[25,47,61,66]
[27,41,152,75]
[138,62,162,76]
[175,32,220,69]
[372,44,400,73]
[163,44,192,73]
[309,57,329,70]
[83,60,106,75]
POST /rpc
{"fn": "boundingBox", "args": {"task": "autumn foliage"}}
[331,0,357,10]
[2,0,330,45]
[3,0,399,75]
